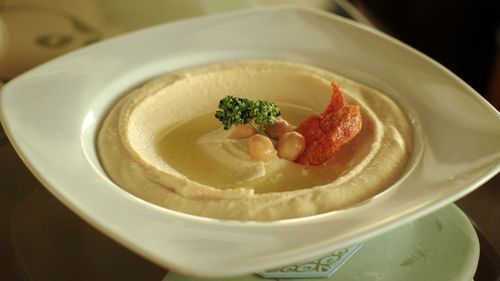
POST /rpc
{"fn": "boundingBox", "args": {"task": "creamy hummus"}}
[97,60,412,221]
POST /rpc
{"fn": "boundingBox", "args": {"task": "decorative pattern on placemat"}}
[257,243,362,279]
[0,2,104,79]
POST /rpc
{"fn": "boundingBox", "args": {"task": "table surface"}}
[0,1,499,280]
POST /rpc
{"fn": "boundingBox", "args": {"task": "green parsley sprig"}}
[215,95,281,135]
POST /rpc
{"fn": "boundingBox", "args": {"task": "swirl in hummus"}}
[97,60,412,221]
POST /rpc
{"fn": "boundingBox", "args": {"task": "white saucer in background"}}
[164,204,479,281]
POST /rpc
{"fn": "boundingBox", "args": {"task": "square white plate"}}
[1,6,499,277]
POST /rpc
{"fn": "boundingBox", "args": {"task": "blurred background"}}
[0,0,498,106]
[0,0,498,280]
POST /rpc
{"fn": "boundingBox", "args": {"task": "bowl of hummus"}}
[97,60,413,221]
[1,6,498,278]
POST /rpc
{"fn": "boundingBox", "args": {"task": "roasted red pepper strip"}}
[295,82,362,166]
[321,82,344,116]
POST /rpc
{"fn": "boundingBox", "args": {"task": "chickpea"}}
[231,124,257,139]
[265,118,293,140]
[277,131,306,161]
[248,134,277,162]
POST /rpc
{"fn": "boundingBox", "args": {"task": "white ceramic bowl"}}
[1,6,499,277]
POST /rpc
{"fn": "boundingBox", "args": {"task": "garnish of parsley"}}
[215,96,281,135]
